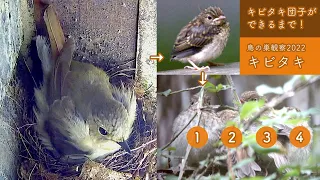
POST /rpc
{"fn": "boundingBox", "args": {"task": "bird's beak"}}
[218,15,226,20]
[214,15,226,22]
[117,141,131,154]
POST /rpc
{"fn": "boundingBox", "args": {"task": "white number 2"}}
[229,131,236,143]
[296,131,304,143]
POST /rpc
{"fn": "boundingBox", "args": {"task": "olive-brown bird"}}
[34,36,137,164]
[171,6,230,71]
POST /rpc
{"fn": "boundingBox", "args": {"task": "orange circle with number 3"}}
[289,126,311,148]
[221,126,242,148]
[256,126,277,148]
[187,126,208,148]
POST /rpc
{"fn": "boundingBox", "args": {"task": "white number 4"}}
[296,131,304,143]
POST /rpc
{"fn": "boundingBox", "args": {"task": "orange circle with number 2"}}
[256,126,277,148]
[221,126,242,148]
[289,126,311,148]
[187,126,208,148]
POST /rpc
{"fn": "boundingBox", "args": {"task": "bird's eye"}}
[207,16,212,20]
[99,127,108,135]
[253,98,257,101]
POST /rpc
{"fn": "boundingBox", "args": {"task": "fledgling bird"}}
[167,92,261,178]
[171,6,230,71]
[240,91,312,173]
[34,36,137,164]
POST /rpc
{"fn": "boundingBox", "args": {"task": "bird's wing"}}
[50,37,75,102]
[233,147,261,178]
[45,96,90,161]
[171,24,221,59]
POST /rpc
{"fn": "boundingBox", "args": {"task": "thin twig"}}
[225,75,241,109]
[223,75,239,177]
[178,86,205,180]
[160,113,197,151]
[157,86,202,96]
[243,76,320,132]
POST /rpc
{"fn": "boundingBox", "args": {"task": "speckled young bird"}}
[171,6,230,71]
[167,92,261,178]
[34,36,137,164]
[240,91,312,173]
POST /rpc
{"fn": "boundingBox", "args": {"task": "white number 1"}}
[195,131,199,143]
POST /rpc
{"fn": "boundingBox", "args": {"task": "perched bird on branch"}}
[170,6,230,71]
[167,91,260,178]
[240,91,312,174]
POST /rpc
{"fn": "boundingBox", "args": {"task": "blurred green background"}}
[157,0,240,71]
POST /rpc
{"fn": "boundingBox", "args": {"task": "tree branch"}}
[243,76,320,132]
[178,86,205,180]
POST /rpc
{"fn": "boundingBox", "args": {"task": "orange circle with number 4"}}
[187,126,208,148]
[256,126,277,148]
[221,126,242,148]
[289,126,311,148]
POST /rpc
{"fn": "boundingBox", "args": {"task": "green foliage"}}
[204,82,231,93]
[159,89,172,97]
[240,100,265,120]
[242,173,277,180]
[167,147,176,151]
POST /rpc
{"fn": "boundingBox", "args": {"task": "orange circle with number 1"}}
[289,126,311,148]
[187,126,208,148]
[221,126,242,148]
[256,126,277,148]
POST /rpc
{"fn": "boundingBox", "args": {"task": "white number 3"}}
[263,132,271,143]
[296,131,304,143]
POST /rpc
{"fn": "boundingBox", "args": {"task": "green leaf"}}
[204,82,230,93]
[250,143,282,154]
[242,173,277,180]
[283,168,300,178]
[160,89,172,97]
[204,82,216,92]
[256,84,283,96]
[166,147,176,151]
[240,100,264,120]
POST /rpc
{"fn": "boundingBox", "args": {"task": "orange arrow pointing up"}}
[150,53,164,62]
[198,71,207,86]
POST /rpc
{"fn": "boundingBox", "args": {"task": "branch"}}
[225,75,241,109]
[243,76,320,131]
[157,86,202,96]
[178,86,205,180]
[160,113,197,151]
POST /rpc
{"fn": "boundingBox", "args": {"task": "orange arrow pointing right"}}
[150,53,164,62]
